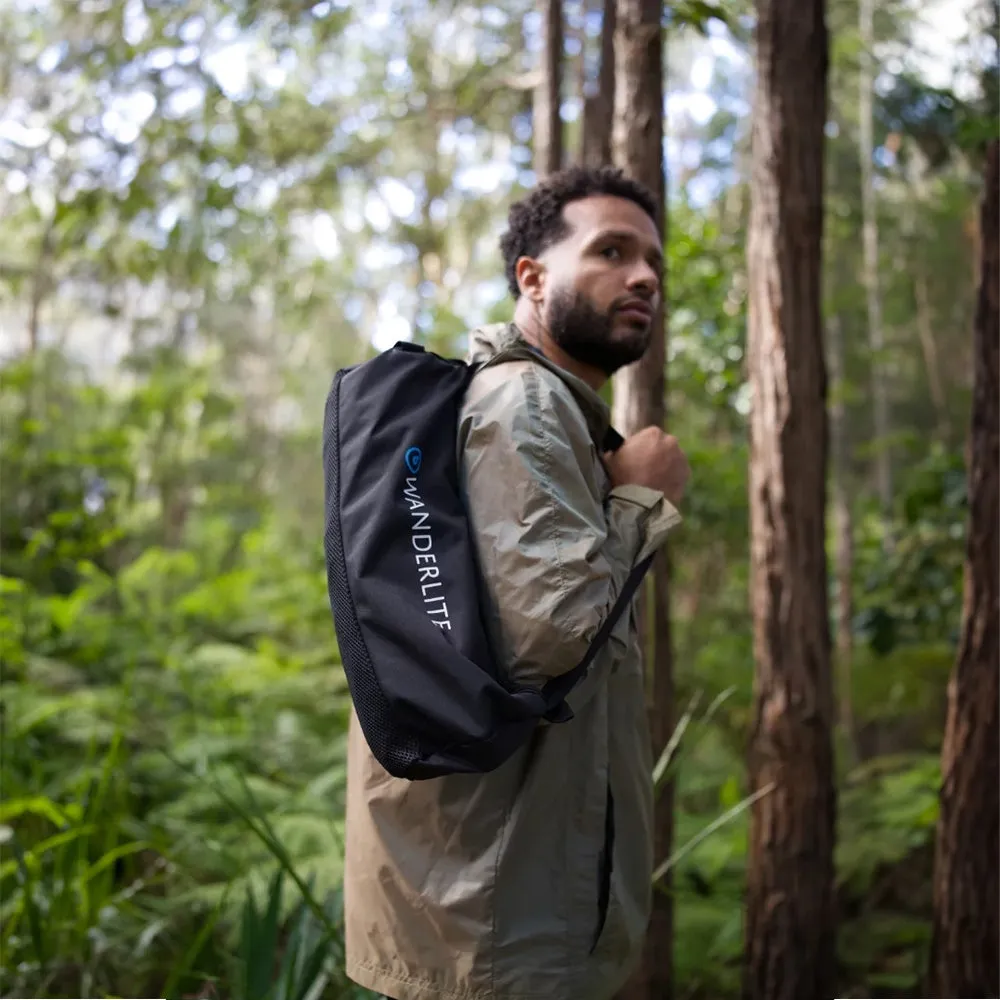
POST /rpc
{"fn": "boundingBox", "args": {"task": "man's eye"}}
[600,246,621,261]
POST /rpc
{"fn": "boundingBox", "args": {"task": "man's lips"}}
[616,301,653,321]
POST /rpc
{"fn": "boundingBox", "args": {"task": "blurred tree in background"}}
[0,0,996,997]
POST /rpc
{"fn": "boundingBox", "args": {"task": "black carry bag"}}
[322,341,653,780]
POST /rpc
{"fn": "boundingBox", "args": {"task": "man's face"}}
[530,195,663,376]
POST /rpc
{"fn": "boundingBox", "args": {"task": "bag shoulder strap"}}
[539,553,653,721]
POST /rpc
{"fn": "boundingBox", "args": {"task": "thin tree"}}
[533,0,564,177]
[827,313,858,763]
[859,0,892,511]
[826,144,858,762]
[927,138,999,999]
[611,0,671,998]
[904,151,951,442]
[581,0,616,167]
[742,0,836,994]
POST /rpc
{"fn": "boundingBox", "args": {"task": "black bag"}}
[322,341,652,780]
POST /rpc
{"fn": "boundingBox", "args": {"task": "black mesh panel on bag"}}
[323,370,422,775]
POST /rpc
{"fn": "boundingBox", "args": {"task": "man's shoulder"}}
[459,358,594,469]
[464,355,579,415]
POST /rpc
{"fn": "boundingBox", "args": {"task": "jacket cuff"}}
[607,484,683,563]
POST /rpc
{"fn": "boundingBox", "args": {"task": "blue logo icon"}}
[404,447,422,475]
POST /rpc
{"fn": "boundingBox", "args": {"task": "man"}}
[343,166,690,1000]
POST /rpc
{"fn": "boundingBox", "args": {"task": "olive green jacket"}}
[343,323,681,1000]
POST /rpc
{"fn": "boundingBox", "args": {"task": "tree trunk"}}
[827,313,857,764]
[859,0,892,512]
[581,0,616,167]
[742,0,836,996]
[27,215,56,355]
[533,0,564,177]
[914,270,951,440]
[901,162,952,443]
[927,139,1000,1000]
[611,2,670,998]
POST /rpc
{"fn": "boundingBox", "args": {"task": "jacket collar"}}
[466,322,613,451]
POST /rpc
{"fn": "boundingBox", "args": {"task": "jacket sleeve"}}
[458,361,681,695]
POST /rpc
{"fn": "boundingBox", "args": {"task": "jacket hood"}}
[465,322,613,448]
[465,321,522,365]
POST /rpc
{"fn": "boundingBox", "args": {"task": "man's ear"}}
[515,256,546,303]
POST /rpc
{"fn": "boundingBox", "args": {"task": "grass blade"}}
[652,781,776,884]
[653,691,701,792]
[160,885,230,1000]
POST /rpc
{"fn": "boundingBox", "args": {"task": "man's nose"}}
[627,259,660,296]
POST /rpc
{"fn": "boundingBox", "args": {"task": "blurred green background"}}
[1,0,995,997]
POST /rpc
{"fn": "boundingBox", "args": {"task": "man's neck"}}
[512,301,607,393]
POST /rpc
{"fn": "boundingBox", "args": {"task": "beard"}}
[546,287,652,376]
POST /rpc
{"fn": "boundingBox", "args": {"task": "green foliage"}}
[668,0,750,35]
[236,869,343,1000]
[1,0,986,996]
[853,446,966,658]
[1,354,352,998]
[834,754,940,996]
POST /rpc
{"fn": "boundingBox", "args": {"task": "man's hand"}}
[603,426,690,507]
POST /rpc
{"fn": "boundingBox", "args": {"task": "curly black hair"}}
[499,165,659,299]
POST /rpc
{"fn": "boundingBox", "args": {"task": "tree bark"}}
[742,0,836,996]
[581,0,616,167]
[533,0,564,177]
[859,0,892,512]
[827,313,857,764]
[611,2,670,999]
[927,139,1000,1000]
